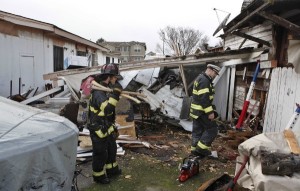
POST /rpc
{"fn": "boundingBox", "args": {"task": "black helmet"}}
[100,63,123,79]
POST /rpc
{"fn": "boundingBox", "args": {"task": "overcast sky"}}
[1,0,244,53]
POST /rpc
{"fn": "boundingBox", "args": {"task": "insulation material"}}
[0,97,78,191]
[237,132,300,191]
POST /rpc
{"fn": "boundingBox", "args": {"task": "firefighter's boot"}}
[93,175,110,184]
[107,167,122,178]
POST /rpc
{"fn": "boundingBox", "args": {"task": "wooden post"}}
[179,64,189,97]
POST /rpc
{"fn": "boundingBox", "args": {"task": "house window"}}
[123,47,127,51]
[116,47,121,51]
[134,45,141,52]
[112,58,114,63]
[53,46,64,72]
[77,51,86,56]
[106,57,110,64]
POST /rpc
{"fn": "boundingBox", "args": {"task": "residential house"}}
[220,0,300,132]
[0,10,118,98]
[116,0,300,133]
[100,41,146,63]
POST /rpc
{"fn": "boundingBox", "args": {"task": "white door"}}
[20,56,34,93]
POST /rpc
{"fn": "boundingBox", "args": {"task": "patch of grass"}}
[82,153,233,191]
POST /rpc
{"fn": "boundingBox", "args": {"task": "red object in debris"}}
[235,101,250,129]
[80,76,95,96]
[178,156,200,182]
[227,156,249,191]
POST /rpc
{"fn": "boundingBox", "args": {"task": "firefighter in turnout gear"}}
[88,63,123,184]
[190,64,221,157]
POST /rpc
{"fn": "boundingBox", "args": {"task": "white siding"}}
[0,31,53,97]
[225,21,273,50]
[263,68,300,132]
[96,50,106,66]
[0,28,109,97]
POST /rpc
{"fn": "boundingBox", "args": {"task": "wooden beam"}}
[179,64,189,96]
[232,31,271,47]
[258,11,300,35]
[227,66,236,121]
[238,38,247,50]
[120,49,266,71]
[223,2,270,36]
[43,48,265,81]
[21,87,61,105]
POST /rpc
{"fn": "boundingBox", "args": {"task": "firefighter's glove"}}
[112,88,122,97]
[208,113,215,120]
[214,110,219,118]
[112,125,119,139]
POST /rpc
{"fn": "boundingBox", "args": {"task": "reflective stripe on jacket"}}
[190,73,215,119]
[88,82,119,137]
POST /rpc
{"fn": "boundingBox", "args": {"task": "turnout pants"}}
[191,114,218,154]
[90,131,118,180]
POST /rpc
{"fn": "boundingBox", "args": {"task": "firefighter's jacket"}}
[88,82,119,138]
[190,73,215,119]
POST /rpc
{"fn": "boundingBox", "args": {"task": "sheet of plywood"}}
[116,115,136,138]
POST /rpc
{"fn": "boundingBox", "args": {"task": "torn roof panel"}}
[141,85,183,119]
[135,67,160,87]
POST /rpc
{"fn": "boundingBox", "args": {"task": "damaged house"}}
[0,10,119,190]
[218,0,300,190]
[2,0,300,189]
[0,10,120,99]
[38,0,300,142]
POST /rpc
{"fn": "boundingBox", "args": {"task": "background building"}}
[100,41,146,63]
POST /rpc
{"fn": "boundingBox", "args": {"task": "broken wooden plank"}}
[258,11,300,35]
[223,2,270,36]
[284,129,300,154]
[20,87,61,105]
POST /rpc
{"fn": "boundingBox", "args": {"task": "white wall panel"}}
[264,68,300,133]
[225,22,273,50]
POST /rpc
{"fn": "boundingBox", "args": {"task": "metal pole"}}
[235,60,260,129]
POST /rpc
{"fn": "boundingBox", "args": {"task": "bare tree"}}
[158,26,209,56]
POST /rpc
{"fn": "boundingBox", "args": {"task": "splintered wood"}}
[222,130,255,149]
[284,129,300,154]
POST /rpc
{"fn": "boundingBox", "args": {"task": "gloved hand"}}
[112,125,119,139]
[112,87,122,97]
[208,113,215,120]
[214,110,219,118]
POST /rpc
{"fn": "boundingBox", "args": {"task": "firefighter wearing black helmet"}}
[88,63,122,184]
